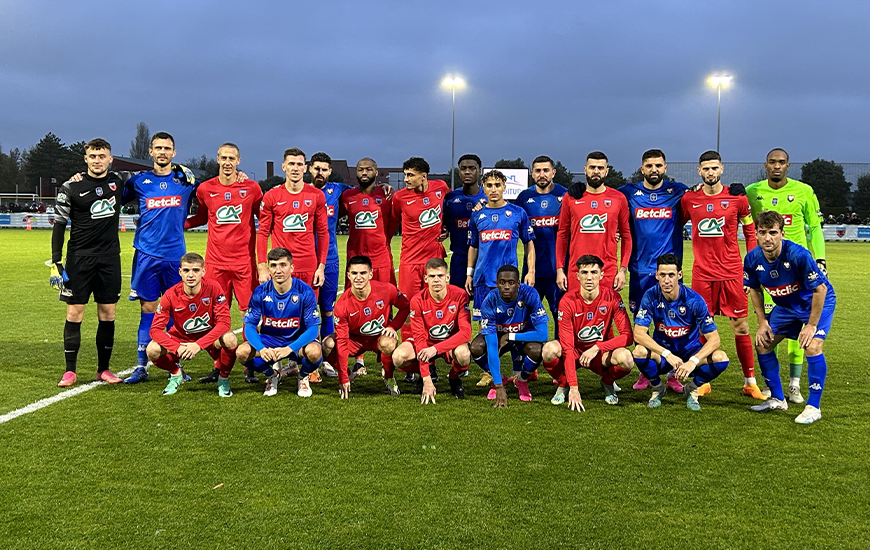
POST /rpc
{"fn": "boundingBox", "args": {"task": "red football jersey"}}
[681,188,756,282]
[389,180,449,264]
[150,277,232,352]
[333,281,410,383]
[186,177,262,267]
[556,287,633,387]
[340,187,394,269]
[556,187,632,279]
[257,184,329,272]
[408,286,472,377]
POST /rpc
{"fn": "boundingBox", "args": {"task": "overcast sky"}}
[2,0,869,179]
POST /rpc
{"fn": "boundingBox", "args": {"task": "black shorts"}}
[60,253,122,305]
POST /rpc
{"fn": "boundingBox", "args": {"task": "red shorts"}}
[293,270,320,300]
[209,264,256,311]
[398,338,462,377]
[692,279,748,318]
[164,336,222,360]
[398,263,427,300]
[328,335,380,364]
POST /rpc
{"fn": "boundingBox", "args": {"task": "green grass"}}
[1,229,868,549]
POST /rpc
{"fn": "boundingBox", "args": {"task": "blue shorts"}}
[449,253,468,290]
[533,277,563,312]
[130,250,181,302]
[472,285,494,321]
[629,271,657,313]
[768,299,835,341]
[652,343,702,374]
[319,264,340,313]
[259,333,294,350]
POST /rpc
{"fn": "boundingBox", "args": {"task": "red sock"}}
[218,347,236,378]
[735,334,755,379]
[448,357,467,379]
[604,365,632,385]
[155,354,180,375]
[543,358,566,387]
[381,351,395,379]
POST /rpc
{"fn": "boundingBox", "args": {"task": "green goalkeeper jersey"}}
[746,177,825,259]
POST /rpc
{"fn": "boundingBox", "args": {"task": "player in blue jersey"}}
[469,265,556,407]
[235,248,323,397]
[632,253,731,410]
[743,211,835,424]
[440,154,487,288]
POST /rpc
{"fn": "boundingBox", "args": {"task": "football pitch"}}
[1,229,868,549]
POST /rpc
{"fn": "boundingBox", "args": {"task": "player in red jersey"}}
[556,151,632,293]
[341,157,396,285]
[388,157,449,300]
[392,258,473,403]
[322,255,410,398]
[257,147,329,296]
[147,253,238,397]
[544,254,634,410]
[681,150,762,399]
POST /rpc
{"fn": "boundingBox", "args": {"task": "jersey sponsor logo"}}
[326,205,335,217]
[146,196,181,209]
[530,215,559,227]
[182,313,212,334]
[216,204,243,224]
[264,316,300,329]
[90,196,117,219]
[419,206,441,229]
[456,218,470,229]
[496,321,527,333]
[579,213,607,233]
[577,322,605,342]
[766,283,799,297]
[634,207,672,220]
[782,214,793,226]
[282,212,309,232]
[656,323,689,338]
[359,315,386,336]
[698,217,726,237]
[354,210,379,229]
[57,192,69,204]
[429,321,455,340]
[480,229,513,242]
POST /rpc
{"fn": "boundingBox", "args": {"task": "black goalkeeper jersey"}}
[54,173,125,257]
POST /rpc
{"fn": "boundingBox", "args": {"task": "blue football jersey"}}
[124,171,197,260]
[469,203,535,288]
[443,187,487,255]
[634,283,716,354]
[515,184,566,279]
[620,180,687,274]
[244,278,321,339]
[478,284,549,336]
[317,181,352,267]
[743,239,835,317]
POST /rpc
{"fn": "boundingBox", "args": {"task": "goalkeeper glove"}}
[171,164,196,186]
[816,258,827,276]
[50,262,67,290]
[728,182,747,196]
[566,181,586,200]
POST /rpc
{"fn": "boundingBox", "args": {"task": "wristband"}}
[508,333,515,341]
[689,356,700,365]
[466,267,474,276]
[661,349,671,358]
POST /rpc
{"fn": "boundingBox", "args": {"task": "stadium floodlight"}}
[441,76,466,189]
[708,74,732,153]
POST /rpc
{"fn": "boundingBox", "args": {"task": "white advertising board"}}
[482,168,529,201]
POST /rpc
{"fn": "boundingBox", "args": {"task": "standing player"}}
[746,148,826,403]
[392,258,473,402]
[681,151,762,399]
[556,151,631,293]
[183,143,262,384]
[546,255,634,409]
[744,211,835,424]
[632,254,731,410]
[441,154,486,288]
[322,256,410,397]
[124,132,198,384]
[469,266,553,407]
[146,253,238,396]
[516,155,568,331]
[51,138,124,386]
[235,248,323,397]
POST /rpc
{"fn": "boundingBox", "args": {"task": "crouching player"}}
[469,265,553,407]
[322,255,409,398]
[632,254,730,410]
[744,211,835,424]
[545,255,634,410]
[235,248,322,397]
[147,253,238,396]
[392,258,473,403]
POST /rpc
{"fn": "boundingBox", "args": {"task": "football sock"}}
[380,352,395,379]
[735,334,755,379]
[63,320,82,373]
[787,339,804,378]
[805,354,827,409]
[300,355,322,377]
[634,357,661,386]
[245,357,274,377]
[519,356,537,381]
[605,365,633,385]
[693,360,729,386]
[320,314,334,338]
[95,320,114,373]
[757,351,784,401]
[790,376,800,387]
[542,358,566,387]
[137,312,155,367]
[154,354,180,375]
[218,347,236,377]
[447,357,466,379]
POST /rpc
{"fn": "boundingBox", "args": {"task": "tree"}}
[854,174,870,213]
[628,168,644,183]
[22,132,77,185]
[602,165,627,188]
[184,155,220,180]
[553,160,573,186]
[0,145,26,193]
[258,175,284,194]
[801,158,850,207]
[494,158,527,169]
[129,122,150,159]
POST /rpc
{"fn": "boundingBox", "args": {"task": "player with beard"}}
[681,151,762,399]
[440,154,487,289]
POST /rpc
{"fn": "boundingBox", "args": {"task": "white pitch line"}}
[0,367,135,425]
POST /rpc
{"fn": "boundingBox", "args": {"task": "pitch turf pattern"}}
[1,230,868,549]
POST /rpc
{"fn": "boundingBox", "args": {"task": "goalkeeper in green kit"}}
[746,148,826,403]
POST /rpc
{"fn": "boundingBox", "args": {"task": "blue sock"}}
[519,356,538,381]
[806,354,827,409]
[137,312,155,366]
[634,357,661,386]
[245,358,274,376]
[757,351,784,400]
[694,360,729,385]
[321,314,334,338]
[301,355,322,376]
[474,352,489,371]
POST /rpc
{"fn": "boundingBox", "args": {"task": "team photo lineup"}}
[51,133,834,424]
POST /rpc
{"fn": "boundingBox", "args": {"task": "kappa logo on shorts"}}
[216,204,243,224]
[282,213,309,232]
[182,313,212,334]
[90,196,116,219]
